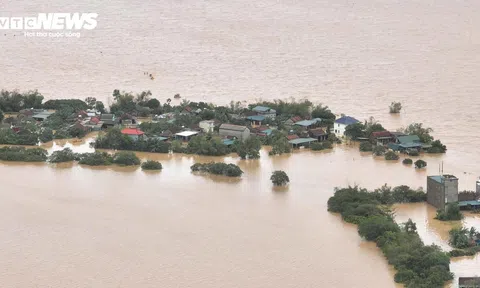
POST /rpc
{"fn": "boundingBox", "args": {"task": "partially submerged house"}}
[309,128,328,141]
[288,137,318,148]
[252,106,276,119]
[334,116,360,137]
[175,130,199,142]
[121,128,145,140]
[388,135,430,152]
[219,124,250,142]
[427,175,459,210]
[370,131,394,145]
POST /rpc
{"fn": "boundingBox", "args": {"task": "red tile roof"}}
[286,134,299,140]
[121,128,144,135]
[90,117,100,124]
[371,131,392,138]
[291,116,302,123]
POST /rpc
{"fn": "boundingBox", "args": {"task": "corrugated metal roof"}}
[294,118,321,127]
[458,200,480,207]
[246,115,265,121]
[397,135,420,144]
[176,131,199,137]
[334,116,359,125]
[219,124,248,132]
[288,137,318,145]
[252,106,273,112]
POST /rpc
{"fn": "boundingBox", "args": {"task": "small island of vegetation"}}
[190,162,243,177]
[141,160,163,170]
[328,185,453,288]
[270,170,290,186]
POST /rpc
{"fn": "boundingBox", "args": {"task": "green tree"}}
[402,123,433,143]
[358,216,400,241]
[359,142,373,152]
[141,160,163,170]
[39,128,53,143]
[448,227,470,249]
[112,151,140,166]
[85,97,97,109]
[385,150,399,160]
[389,102,402,113]
[414,159,427,169]
[269,136,291,156]
[95,101,106,113]
[344,122,365,139]
[373,145,387,156]
[146,98,160,109]
[435,203,463,221]
[364,117,385,137]
[404,219,417,233]
[191,162,243,177]
[236,136,261,159]
[403,158,413,165]
[427,140,447,153]
[0,109,4,122]
[270,170,290,186]
[48,148,76,163]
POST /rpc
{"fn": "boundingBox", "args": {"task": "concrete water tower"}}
[477,177,480,194]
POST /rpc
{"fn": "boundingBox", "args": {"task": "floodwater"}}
[1,0,480,287]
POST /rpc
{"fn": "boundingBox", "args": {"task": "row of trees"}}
[191,162,243,177]
[328,186,453,287]
[435,203,463,221]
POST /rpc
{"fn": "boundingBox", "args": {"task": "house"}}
[175,130,199,141]
[121,128,145,140]
[32,111,54,121]
[294,118,322,129]
[246,115,265,127]
[252,106,276,119]
[309,128,328,141]
[334,116,360,137]
[100,114,118,129]
[219,124,250,142]
[370,131,394,145]
[427,175,459,210]
[284,116,302,127]
[199,120,218,133]
[388,135,426,152]
[459,277,480,288]
[289,137,318,148]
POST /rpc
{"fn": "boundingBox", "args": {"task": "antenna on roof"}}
[441,161,444,175]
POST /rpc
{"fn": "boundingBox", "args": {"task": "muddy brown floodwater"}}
[1,0,480,287]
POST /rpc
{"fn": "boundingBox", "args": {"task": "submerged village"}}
[1,89,480,287]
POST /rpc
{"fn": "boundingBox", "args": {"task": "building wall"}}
[444,178,459,204]
[333,123,347,137]
[199,121,214,133]
[219,128,251,142]
[427,177,445,210]
[241,128,251,141]
[259,112,276,119]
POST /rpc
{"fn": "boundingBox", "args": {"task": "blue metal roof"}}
[222,139,235,146]
[252,106,272,112]
[335,116,360,125]
[458,200,480,207]
[261,129,273,136]
[429,175,443,183]
[246,115,265,121]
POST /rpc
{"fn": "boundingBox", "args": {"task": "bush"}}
[141,160,163,170]
[39,128,54,143]
[359,142,373,152]
[78,152,113,166]
[311,141,333,151]
[48,148,76,163]
[435,203,463,221]
[427,140,447,153]
[384,150,399,160]
[358,216,400,241]
[407,150,419,156]
[414,159,427,168]
[373,145,386,156]
[389,102,402,113]
[402,158,413,165]
[270,170,290,186]
[191,162,243,177]
[0,146,47,162]
[112,151,140,166]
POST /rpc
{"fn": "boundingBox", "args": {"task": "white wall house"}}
[199,120,216,133]
[333,116,360,137]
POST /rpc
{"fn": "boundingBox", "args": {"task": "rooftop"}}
[222,139,235,146]
[429,175,458,183]
[458,200,480,207]
[294,118,322,127]
[220,123,249,132]
[288,137,318,145]
[459,277,480,285]
[335,116,359,125]
[121,128,144,136]
[397,135,421,144]
[252,106,274,112]
[176,131,199,137]
[371,131,392,138]
[246,115,266,122]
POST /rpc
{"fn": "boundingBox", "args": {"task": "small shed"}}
[288,137,318,148]
[175,130,199,141]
